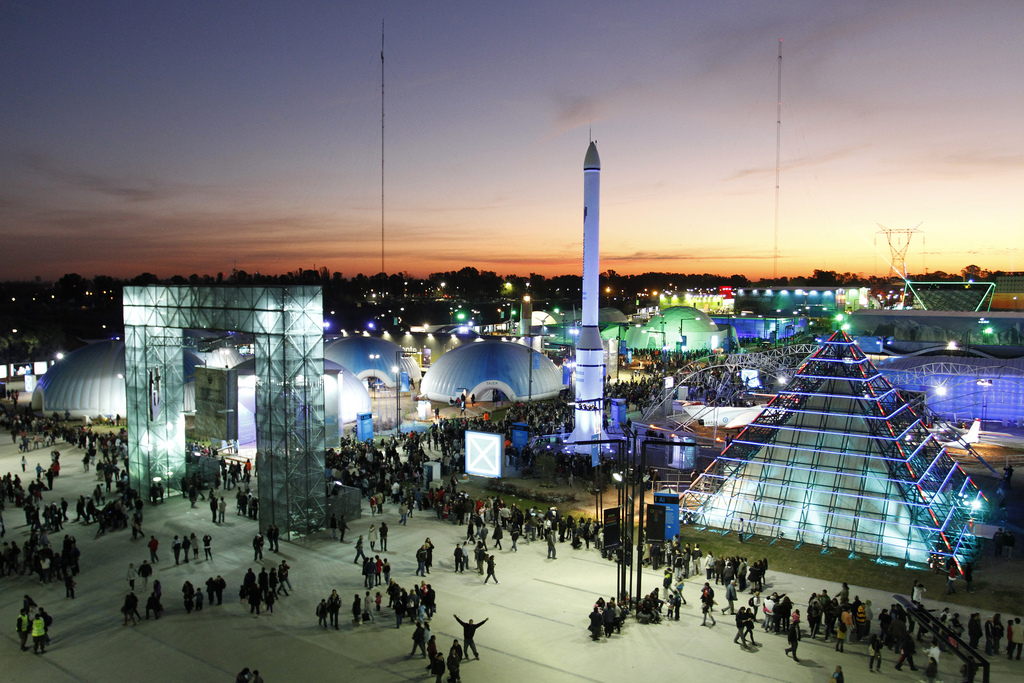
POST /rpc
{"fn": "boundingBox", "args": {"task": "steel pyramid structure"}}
[683,330,985,566]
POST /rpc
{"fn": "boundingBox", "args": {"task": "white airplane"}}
[930,419,981,448]
[679,403,766,429]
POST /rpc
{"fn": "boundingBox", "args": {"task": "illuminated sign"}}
[148,369,163,421]
[465,430,503,478]
[357,412,374,442]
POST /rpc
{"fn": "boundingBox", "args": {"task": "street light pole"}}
[576,436,628,602]
[635,436,682,608]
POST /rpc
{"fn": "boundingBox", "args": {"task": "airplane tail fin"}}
[962,419,981,444]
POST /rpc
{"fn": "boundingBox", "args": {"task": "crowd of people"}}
[2,393,1022,683]
[587,537,1024,681]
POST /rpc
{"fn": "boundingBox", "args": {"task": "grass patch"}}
[676,527,1022,615]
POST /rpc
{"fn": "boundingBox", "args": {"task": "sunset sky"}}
[1,1,1021,282]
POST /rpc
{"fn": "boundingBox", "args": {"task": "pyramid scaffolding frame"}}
[124,286,326,538]
[683,331,985,566]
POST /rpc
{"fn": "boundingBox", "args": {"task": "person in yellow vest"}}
[17,608,31,651]
[32,613,47,653]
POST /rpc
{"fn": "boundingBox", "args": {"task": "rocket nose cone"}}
[584,141,600,170]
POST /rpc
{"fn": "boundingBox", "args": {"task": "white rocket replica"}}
[571,141,608,451]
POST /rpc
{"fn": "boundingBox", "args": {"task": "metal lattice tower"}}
[124,286,326,538]
[682,330,985,567]
[877,222,923,280]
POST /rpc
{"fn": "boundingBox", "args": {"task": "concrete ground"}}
[2,431,1020,682]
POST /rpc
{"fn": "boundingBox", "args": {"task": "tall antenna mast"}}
[773,38,782,279]
[380,19,385,275]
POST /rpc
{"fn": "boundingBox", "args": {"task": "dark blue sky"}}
[2,1,1021,280]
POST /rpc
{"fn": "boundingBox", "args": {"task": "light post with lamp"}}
[569,435,629,602]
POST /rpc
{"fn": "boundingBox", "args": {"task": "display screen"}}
[465,430,503,478]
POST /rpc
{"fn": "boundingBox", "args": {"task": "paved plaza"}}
[1,428,1017,683]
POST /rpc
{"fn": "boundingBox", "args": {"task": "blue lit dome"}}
[324,336,421,388]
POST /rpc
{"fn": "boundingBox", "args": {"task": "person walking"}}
[484,555,498,584]
[122,592,139,626]
[701,583,716,626]
[316,598,329,628]
[722,580,737,615]
[172,536,182,565]
[733,607,749,647]
[363,591,375,623]
[453,614,488,660]
[327,590,341,629]
[1009,616,1024,659]
[351,594,362,626]
[835,620,848,652]
[411,620,428,658]
[868,633,883,671]
[252,533,264,561]
[742,604,759,646]
[353,535,366,564]
[447,642,462,683]
[895,634,919,671]
[138,560,152,591]
[429,651,446,683]
[147,536,159,563]
[126,563,137,592]
[784,620,800,661]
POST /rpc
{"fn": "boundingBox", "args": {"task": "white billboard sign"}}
[465,430,503,478]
